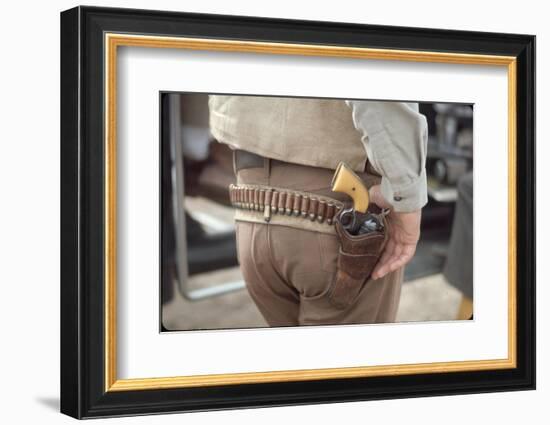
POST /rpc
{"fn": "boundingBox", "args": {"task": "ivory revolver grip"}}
[331,162,369,213]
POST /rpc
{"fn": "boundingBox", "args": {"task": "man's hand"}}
[369,185,421,280]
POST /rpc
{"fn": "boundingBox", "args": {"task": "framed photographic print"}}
[60,5,535,419]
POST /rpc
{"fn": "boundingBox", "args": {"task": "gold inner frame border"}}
[104,33,517,392]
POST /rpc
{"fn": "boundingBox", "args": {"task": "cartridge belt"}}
[229,184,344,225]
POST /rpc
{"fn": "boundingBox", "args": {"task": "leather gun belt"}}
[229,184,344,234]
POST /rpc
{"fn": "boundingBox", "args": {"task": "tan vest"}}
[209,95,367,172]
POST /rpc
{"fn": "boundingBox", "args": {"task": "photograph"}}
[161,93,475,331]
[58,5,535,418]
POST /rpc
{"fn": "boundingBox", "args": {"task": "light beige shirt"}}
[209,95,428,212]
[346,100,428,212]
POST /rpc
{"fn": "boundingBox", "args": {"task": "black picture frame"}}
[60,5,535,419]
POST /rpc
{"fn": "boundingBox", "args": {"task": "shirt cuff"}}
[380,168,428,212]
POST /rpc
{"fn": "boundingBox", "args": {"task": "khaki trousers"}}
[235,159,404,327]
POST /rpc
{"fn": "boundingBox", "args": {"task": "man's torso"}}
[209,95,367,172]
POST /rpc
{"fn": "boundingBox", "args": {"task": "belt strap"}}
[233,149,382,176]
[229,184,343,225]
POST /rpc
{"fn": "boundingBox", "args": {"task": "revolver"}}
[331,162,385,235]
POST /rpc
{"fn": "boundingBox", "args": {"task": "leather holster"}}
[327,213,388,309]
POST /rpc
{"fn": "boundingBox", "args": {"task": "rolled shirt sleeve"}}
[346,100,428,212]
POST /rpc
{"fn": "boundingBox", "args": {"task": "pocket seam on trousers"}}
[234,221,241,264]
[316,232,339,274]
[295,233,338,300]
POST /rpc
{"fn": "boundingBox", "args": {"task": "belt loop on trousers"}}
[263,157,271,183]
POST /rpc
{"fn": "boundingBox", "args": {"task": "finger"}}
[372,239,395,276]
[383,244,406,275]
[372,239,397,279]
[387,244,417,273]
[388,243,404,264]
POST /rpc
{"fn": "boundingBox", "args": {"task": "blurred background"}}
[161,93,474,331]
